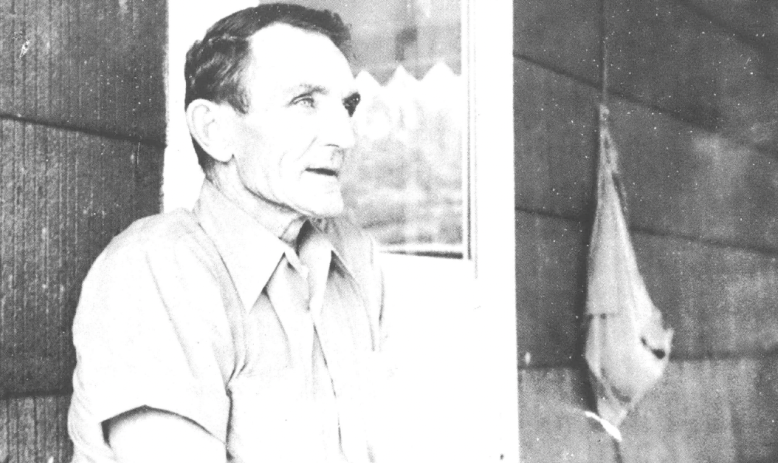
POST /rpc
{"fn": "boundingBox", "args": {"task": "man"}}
[68,4,384,462]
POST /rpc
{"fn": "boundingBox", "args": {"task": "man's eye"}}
[292,94,315,108]
[343,93,361,117]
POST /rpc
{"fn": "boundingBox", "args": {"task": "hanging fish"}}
[584,104,674,435]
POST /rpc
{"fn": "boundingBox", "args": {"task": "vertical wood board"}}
[0,0,167,142]
[0,120,163,396]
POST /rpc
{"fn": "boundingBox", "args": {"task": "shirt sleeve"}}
[71,228,235,444]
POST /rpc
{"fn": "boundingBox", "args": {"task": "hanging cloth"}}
[584,104,674,433]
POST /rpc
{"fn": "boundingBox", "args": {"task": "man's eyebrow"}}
[287,84,328,96]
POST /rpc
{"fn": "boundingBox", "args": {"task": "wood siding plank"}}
[0,0,167,143]
[619,361,738,462]
[514,62,778,255]
[635,232,778,358]
[520,358,778,462]
[0,121,163,396]
[513,0,601,83]
[8,398,36,463]
[0,398,8,463]
[519,367,616,463]
[0,395,73,463]
[607,0,778,153]
[514,62,598,218]
[515,211,588,368]
[607,98,778,254]
[516,211,778,365]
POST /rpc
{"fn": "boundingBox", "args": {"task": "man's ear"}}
[185,99,234,163]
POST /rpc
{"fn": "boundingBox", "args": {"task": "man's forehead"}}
[244,23,355,95]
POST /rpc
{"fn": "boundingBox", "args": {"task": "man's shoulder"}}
[95,209,215,271]
[78,209,231,316]
[107,208,196,246]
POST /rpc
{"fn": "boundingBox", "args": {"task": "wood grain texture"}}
[682,0,778,57]
[515,0,778,460]
[635,231,778,359]
[514,62,598,218]
[513,0,778,148]
[514,61,778,255]
[516,211,778,366]
[0,0,167,143]
[618,360,738,462]
[516,211,588,368]
[0,120,163,396]
[520,357,778,463]
[606,98,778,254]
[0,394,72,463]
[518,366,616,463]
[681,0,778,81]
[513,0,601,83]
[606,0,778,152]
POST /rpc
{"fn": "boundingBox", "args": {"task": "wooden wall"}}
[0,0,166,461]
[515,0,778,461]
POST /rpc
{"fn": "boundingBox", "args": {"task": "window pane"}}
[296,0,465,257]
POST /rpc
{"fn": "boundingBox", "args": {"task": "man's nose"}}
[322,103,356,150]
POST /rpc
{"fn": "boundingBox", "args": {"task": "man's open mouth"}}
[307,168,339,177]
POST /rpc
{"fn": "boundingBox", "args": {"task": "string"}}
[598,0,614,168]
[600,0,609,108]
[597,0,628,217]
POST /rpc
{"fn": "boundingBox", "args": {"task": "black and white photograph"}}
[1,1,515,462]
[4,0,778,462]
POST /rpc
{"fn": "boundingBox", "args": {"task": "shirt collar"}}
[193,181,353,313]
[307,219,354,266]
[194,181,289,312]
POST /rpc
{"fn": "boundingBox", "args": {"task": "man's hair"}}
[184,3,352,172]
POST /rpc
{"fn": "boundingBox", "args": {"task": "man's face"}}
[223,23,359,218]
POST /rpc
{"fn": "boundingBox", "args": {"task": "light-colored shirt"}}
[68,181,384,463]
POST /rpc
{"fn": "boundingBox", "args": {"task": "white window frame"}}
[465,1,518,460]
[373,1,517,460]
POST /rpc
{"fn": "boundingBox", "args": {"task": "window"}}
[328,0,465,257]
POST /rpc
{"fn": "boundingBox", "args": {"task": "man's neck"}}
[206,177,306,247]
